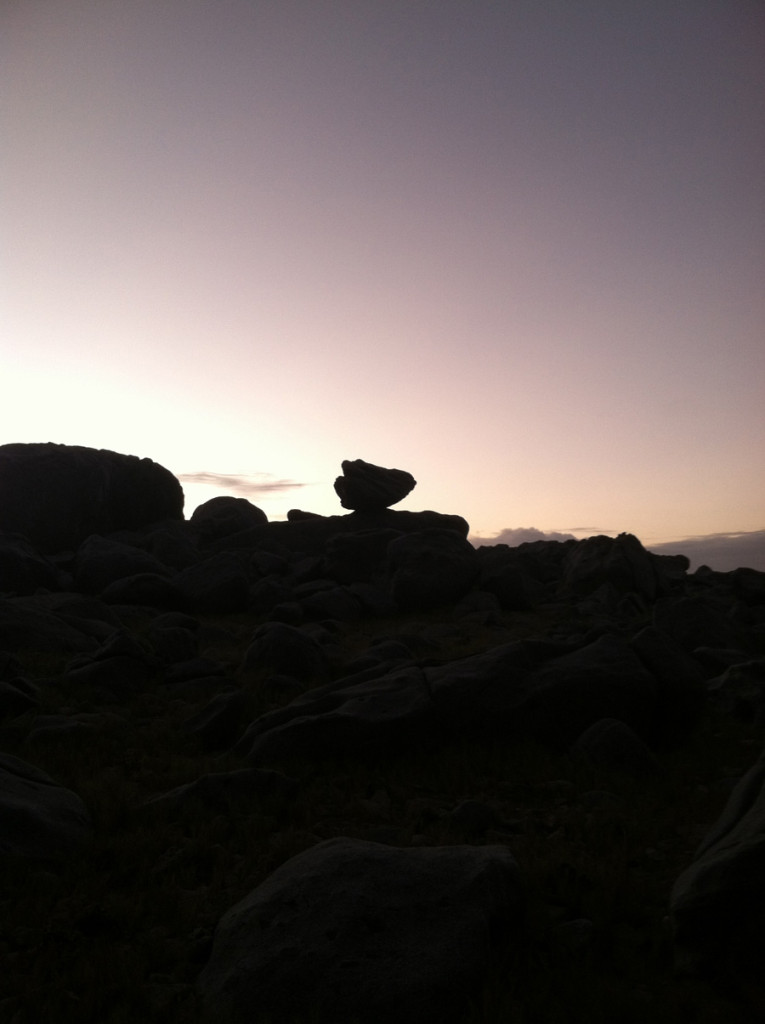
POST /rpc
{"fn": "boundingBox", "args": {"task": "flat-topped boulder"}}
[0,443,184,553]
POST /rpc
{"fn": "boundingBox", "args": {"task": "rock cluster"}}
[0,444,764,1021]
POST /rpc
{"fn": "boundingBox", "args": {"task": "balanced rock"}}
[334,459,416,511]
[0,443,184,553]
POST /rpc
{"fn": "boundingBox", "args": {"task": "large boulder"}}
[73,535,172,594]
[189,496,267,544]
[334,459,416,511]
[197,837,525,1024]
[387,529,480,611]
[562,533,668,601]
[427,633,661,747]
[237,665,431,762]
[0,443,184,553]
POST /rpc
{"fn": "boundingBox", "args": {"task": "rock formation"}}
[0,442,184,552]
[333,458,416,511]
[198,838,525,1024]
[0,443,763,1020]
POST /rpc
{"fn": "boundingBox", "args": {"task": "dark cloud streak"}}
[178,472,307,498]
[648,531,765,573]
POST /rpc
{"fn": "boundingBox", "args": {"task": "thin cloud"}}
[559,526,616,536]
[178,472,307,498]
[470,526,577,548]
[648,530,765,572]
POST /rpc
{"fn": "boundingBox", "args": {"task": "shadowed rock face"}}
[0,443,184,552]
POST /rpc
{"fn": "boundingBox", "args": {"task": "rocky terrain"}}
[1,444,764,1023]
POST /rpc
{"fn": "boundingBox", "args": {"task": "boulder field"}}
[1,444,764,1022]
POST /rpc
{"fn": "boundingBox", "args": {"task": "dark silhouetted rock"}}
[0,753,93,860]
[197,837,525,1024]
[427,633,660,747]
[243,622,329,682]
[0,675,40,720]
[707,658,765,724]
[333,459,416,511]
[190,496,268,544]
[174,553,250,613]
[143,767,297,817]
[387,529,479,611]
[207,508,469,557]
[562,532,668,601]
[0,598,96,652]
[571,718,663,778]
[0,533,59,595]
[670,744,765,982]
[630,626,707,746]
[324,528,402,583]
[238,665,431,762]
[653,593,739,652]
[101,572,184,608]
[0,443,184,553]
[74,535,172,594]
[183,690,253,750]
[299,585,363,623]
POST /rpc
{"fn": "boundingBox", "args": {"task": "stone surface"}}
[0,443,184,553]
[562,532,668,601]
[238,665,432,762]
[387,528,479,611]
[73,535,172,594]
[333,459,416,511]
[0,597,97,652]
[0,753,93,859]
[670,744,765,981]
[0,532,59,595]
[243,622,329,682]
[570,717,664,778]
[189,496,268,544]
[198,837,525,1024]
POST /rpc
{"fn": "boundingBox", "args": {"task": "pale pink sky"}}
[3,1,764,559]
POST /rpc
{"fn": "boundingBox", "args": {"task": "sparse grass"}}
[1,598,762,1023]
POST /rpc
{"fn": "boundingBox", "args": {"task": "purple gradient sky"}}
[3,1,764,553]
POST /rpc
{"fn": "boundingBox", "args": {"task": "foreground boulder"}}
[197,837,525,1024]
[670,744,765,982]
[334,459,416,511]
[0,443,184,553]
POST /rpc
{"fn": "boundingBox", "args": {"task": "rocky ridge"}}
[1,444,764,1022]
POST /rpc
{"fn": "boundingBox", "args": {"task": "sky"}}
[3,1,764,570]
